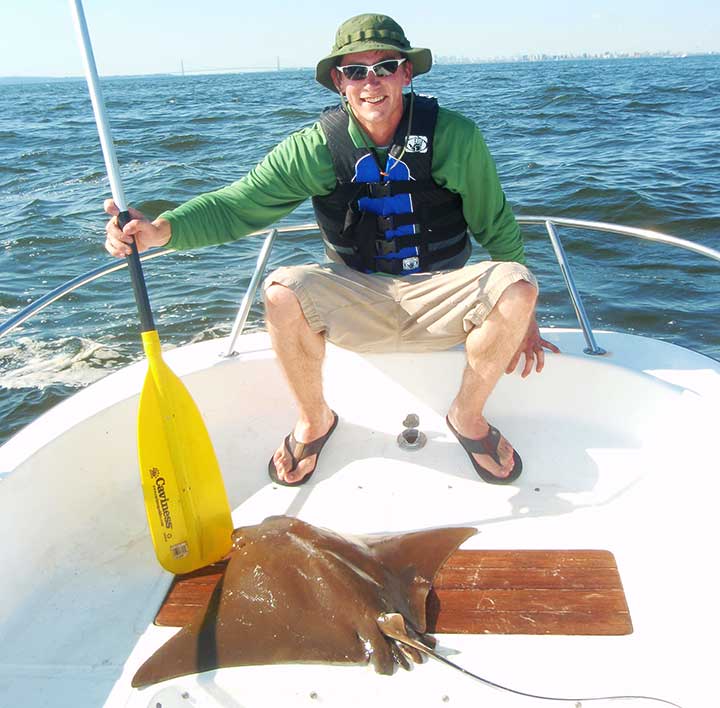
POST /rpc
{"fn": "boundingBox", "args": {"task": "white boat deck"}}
[1,329,719,707]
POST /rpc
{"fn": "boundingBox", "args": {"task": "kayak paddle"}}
[70,0,233,574]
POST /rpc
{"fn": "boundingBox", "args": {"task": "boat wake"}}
[0,335,122,390]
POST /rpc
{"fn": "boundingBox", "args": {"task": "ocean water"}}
[1,57,719,445]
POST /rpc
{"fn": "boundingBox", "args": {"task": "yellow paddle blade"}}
[137,331,233,574]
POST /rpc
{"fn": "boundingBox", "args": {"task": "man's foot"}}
[446,414,522,484]
[268,410,339,486]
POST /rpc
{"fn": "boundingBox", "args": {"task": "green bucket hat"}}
[315,14,432,92]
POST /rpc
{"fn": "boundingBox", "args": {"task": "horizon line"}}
[2,50,718,82]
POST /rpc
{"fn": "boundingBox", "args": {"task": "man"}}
[103,14,558,488]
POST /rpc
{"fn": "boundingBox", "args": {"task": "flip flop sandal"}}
[268,412,339,487]
[446,416,522,484]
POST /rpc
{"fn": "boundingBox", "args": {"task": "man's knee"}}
[264,282,303,323]
[498,278,537,316]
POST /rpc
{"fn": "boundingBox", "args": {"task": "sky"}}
[1,0,718,78]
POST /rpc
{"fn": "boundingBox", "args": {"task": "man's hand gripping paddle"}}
[70,0,233,574]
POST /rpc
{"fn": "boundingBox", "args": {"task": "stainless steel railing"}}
[222,228,278,357]
[519,216,720,354]
[2,218,719,358]
[0,248,173,339]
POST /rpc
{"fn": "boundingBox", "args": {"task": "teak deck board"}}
[155,549,632,636]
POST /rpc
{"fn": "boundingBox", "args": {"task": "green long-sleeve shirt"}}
[161,103,525,264]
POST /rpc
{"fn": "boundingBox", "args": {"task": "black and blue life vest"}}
[311,94,470,275]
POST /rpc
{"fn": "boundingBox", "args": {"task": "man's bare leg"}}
[447,281,537,479]
[264,283,335,484]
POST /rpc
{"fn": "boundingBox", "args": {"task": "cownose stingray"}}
[133,515,475,687]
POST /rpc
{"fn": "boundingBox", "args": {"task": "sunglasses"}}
[335,57,407,81]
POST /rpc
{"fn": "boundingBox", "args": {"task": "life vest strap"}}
[375,229,468,256]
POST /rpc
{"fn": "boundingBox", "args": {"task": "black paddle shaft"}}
[118,210,155,333]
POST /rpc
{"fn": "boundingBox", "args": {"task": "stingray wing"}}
[364,526,476,632]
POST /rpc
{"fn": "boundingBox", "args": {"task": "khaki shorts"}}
[263,261,537,353]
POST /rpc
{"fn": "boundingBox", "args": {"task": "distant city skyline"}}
[435,49,717,65]
[1,1,718,78]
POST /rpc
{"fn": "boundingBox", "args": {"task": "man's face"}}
[332,50,412,140]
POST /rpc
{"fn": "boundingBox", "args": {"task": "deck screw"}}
[442,696,450,703]
[310,691,318,699]
[403,413,420,428]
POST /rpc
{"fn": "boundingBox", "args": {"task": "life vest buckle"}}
[368,182,392,198]
[375,238,398,256]
[377,215,395,233]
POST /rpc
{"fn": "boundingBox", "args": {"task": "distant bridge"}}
[174,59,305,76]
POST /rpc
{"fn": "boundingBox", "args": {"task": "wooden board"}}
[155,549,632,636]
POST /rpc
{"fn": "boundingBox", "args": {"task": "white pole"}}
[69,0,128,212]
[70,0,155,332]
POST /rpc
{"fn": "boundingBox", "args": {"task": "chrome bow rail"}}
[520,216,720,354]
[2,218,719,358]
